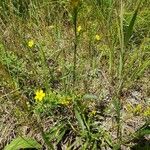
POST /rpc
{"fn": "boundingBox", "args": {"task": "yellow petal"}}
[77,26,82,33]
[95,35,101,41]
[28,40,34,48]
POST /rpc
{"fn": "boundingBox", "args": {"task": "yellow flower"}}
[28,40,34,48]
[90,110,96,116]
[60,96,71,106]
[95,35,101,41]
[34,90,45,102]
[125,103,133,112]
[49,25,54,29]
[77,26,82,33]
[61,100,70,105]
[133,104,142,115]
[143,107,150,117]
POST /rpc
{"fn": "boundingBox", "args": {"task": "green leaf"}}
[83,94,98,100]
[44,122,67,147]
[124,122,150,144]
[124,1,142,46]
[56,126,67,144]
[135,122,150,138]
[81,139,89,150]
[136,60,150,77]
[104,133,113,148]
[113,144,121,150]
[74,107,86,131]
[4,137,42,150]
[130,59,150,80]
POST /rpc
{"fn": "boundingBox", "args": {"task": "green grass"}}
[0,0,150,149]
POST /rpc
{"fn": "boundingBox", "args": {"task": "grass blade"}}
[124,1,143,46]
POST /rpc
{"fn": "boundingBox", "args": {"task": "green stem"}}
[73,7,78,88]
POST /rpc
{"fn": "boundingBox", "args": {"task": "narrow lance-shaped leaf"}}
[4,137,42,150]
[124,1,142,46]
[74,106,86,131]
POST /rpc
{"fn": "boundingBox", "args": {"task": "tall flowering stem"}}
[71,0,80,88]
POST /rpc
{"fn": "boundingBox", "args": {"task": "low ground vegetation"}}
[0,0,150,149]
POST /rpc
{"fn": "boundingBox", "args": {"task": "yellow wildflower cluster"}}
[77,25,82,33]
[126,103,142,114]
[59,96,72,106]
[95,34,101,41]
[28,40,34,48]
[126,103,150,117]
[89,110,96,116]
[143,107,150,117]
[133,104,143,115]
[34,89,45,102]
[125,103,133,113]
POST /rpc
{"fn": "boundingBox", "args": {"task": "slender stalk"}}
[115,0,125,144]
[39,46,51,90]
[72,7,78,88]
[119,0,125,84]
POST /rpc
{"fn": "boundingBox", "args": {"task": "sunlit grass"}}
[0,0,149,149]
